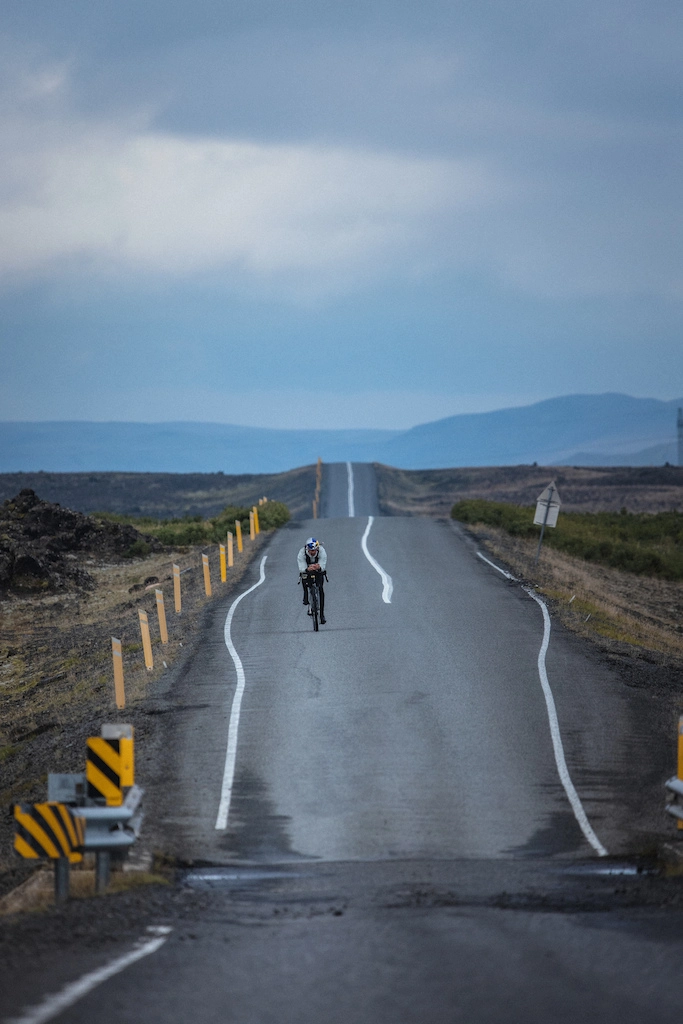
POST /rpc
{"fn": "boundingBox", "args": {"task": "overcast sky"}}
[1,0,681,429]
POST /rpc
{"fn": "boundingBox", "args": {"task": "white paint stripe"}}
[476,550,518,581]
[361,516,393,603]
[6,927,172,1024]
[346,461,355,517]
[476,550,608,857]
[215,555,268,830]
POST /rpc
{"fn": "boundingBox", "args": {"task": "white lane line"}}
[7,927,172,1024]
[215,555,268,831]
[476,551,608,857]
[346,461,355,517]
[476,551,518,581]
[361,516,393,603]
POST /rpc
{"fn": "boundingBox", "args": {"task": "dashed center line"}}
[361,516,393,604]
[346,461,355,517]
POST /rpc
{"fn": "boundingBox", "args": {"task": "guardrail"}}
[13,723,144,903]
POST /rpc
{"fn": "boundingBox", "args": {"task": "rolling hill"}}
[0,394,680,472]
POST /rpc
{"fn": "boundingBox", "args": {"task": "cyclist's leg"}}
[319,581,326,623]
[302,578,309,604]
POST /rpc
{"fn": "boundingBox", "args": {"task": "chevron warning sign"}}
[13,803,85,863]
[86,735,134,806]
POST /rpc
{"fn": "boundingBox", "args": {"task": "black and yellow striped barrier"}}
[13,802,85,864]
[86,734,134,806]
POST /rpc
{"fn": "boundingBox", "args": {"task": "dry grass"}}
[0,865,169,916]
[469,524,683,661]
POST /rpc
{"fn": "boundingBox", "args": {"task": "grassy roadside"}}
[457,520,683,664]
[452,500,683,581]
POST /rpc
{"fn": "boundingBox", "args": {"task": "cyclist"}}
[298,537,327,624]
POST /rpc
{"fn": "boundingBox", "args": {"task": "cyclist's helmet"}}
[306,537,320,555]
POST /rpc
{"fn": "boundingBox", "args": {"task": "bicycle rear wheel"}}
[310,583,319,631]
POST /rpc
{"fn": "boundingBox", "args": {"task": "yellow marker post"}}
[249,510,255,541]
[173,563,181,613]
[227,531,234,567]
[253,507,260,534]
[312,499,317,519]
[235,520,243,553]
[111,637,125,709]
[138,610,153,670]
[202,553,212,596]
[219,543,227,582]
[263,496,268,503]
[155,589,168,644]
[259,498,263,506]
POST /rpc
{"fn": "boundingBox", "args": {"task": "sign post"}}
[533,481,561,565]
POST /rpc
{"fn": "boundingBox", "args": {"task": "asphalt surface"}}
[2,461,682,1024]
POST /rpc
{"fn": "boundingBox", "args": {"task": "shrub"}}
[451,500,683,580]
[124,539,152,558]
[255,501,290,530]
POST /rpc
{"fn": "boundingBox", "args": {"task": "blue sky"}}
[1,0,681,429]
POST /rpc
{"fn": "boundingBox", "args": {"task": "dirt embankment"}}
[0,491,272,896]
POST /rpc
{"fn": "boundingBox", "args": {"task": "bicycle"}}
[300,568,327,631]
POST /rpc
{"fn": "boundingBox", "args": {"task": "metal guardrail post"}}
[54,857,70,904]
[95,851,111,894]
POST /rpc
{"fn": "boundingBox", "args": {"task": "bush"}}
[255,501,290,530]
[451,500,683,580]
[124,539,152,558]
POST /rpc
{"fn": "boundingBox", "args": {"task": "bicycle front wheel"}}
[310,583,319,631]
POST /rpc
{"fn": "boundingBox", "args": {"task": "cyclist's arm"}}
[297,547,307,572]
[317,546,327,570]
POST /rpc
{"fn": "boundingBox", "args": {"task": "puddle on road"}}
[560,861,655,878]
[184,867,306,888]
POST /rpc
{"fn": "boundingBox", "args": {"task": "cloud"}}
[0,42,681,305]
[0,63,493,298]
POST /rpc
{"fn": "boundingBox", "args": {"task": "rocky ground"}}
[0,489,161,596]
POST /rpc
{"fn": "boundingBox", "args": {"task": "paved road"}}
[2,462,681,1024]
[154,461,641,865]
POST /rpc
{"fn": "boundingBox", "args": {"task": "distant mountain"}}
[0,394,680,472]
[382,394,683,468]
[560,443,677,467]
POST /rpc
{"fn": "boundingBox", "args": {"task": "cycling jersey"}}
[297,545,327,572]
